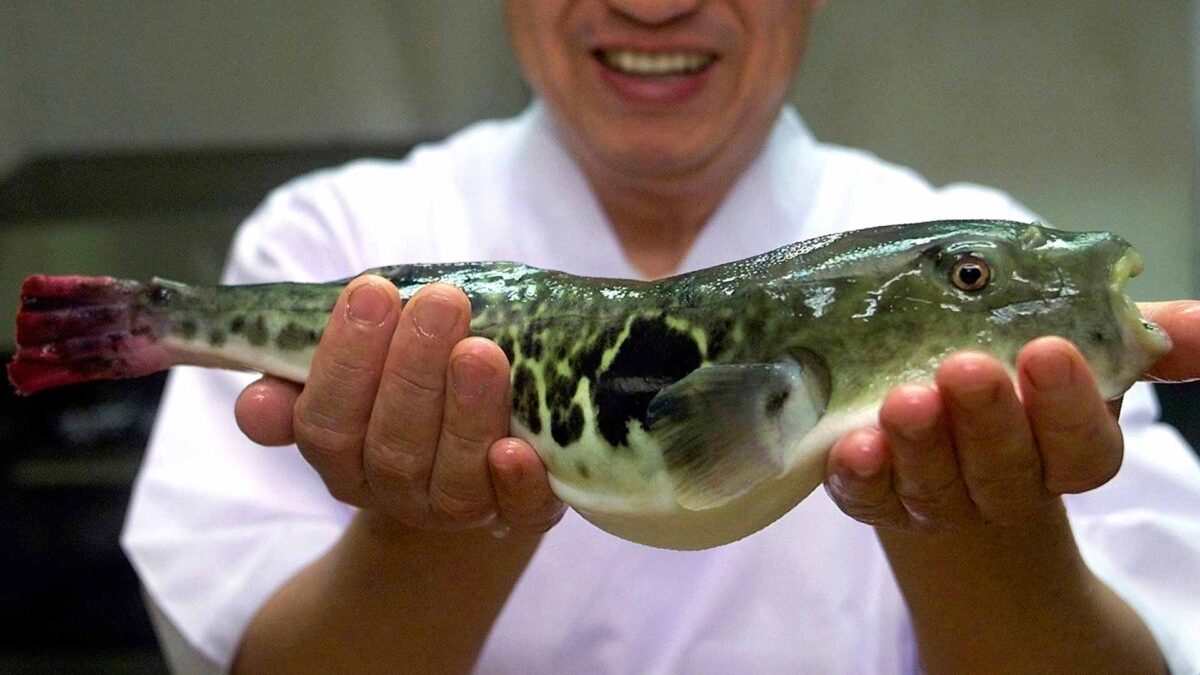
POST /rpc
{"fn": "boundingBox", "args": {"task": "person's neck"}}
[591,176,724,279]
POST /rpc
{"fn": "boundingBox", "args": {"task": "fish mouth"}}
[1112,247,1172,365]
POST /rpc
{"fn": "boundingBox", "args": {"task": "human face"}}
[505,1,820,186]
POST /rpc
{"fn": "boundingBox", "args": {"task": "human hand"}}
[824,300,1200,532]
[234,275,564,535]
[824,337,1120,531]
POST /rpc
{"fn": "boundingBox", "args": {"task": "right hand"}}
[233,275,565,535]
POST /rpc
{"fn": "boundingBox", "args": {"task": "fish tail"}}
[8,274,342,395]
[8,275,175,395]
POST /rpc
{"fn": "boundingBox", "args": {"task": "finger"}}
[489,438,566,532]
[1139,301,1200,382]
[293,275,400,506]
[427,338,511,528]
[363,284,472,519]
[235,376,302,446]
[879,384,977,531]
[824,428,908,529]
[1018,337,1123,494]
[937,351,1044,524]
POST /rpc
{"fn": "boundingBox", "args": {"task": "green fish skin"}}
[8,220,1171,549]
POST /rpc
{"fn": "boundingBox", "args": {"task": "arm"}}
[824,301,1200,674]
[231,276,562,674]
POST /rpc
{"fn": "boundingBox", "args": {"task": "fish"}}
[6,220,1171,549]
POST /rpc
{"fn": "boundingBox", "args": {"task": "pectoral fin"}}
[645,358,829,511]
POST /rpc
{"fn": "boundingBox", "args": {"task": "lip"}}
[1112,248,1173,359]
[591,47,718,106]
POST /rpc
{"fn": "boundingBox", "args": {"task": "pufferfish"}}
[7,220,1171,550]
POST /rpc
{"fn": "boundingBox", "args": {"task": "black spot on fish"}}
[246,316,269,346]
[179,319,198,340]
[229,315,246,334]
[700,321,729,360]
[512,364,542,435]
[551,403,585,447]
[520,331,543,360]
[276,322,318,351]
[740,314,767,351]
[569,324,621,382]
[209,329,227,347]
[495,333,515,364]
[544,370,576,417]
[594,317,702,448]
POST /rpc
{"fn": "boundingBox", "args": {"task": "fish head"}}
[790,221,1171,405]
[887,221,1169,399]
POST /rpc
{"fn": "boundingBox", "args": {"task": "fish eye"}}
[950,255,991,292]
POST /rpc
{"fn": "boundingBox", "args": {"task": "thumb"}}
[1139,301,1200,383]
[236,375,303,446]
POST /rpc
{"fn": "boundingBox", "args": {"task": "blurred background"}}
[0,2,1196,671]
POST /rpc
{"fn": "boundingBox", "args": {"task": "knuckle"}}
[1048,452,1123,494]
[953,418,1012,447]
[294,404,351,441]
[321,349,378,383]
[294,416,360,465]
[362,436,427,486]
[326,480,370,508]
[965,441,1042,488]
[1038,408,1097,440]
[906,511,961,534]
[895,474,962,518]
[441,423,496,450]
[429,482,494,527]
[830,487,905,529]
[383,362,444,401]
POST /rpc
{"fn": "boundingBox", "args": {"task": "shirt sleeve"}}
[120,171,366,670]
[1066,383,1200,674]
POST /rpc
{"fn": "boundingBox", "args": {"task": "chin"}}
[600,134,720,181]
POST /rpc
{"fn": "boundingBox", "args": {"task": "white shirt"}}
[122,103,1200,673]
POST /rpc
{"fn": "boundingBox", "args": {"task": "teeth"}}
[600,50,715,76]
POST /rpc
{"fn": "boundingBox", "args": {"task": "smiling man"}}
[122,2,1200,673]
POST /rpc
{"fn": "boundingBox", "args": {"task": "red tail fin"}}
[8,275,172,395]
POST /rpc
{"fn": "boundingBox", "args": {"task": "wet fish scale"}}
[7,220,1172,549]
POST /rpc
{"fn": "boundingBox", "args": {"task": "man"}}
[123,1,1200,672]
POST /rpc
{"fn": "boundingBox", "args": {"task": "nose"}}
[604,0,703,26]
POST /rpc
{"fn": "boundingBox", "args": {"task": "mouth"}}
[591,48,718,105]
[594,49,717,77]
[1112,247,1173,359]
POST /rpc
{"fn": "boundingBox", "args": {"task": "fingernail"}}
[413,295,460,338]
[451,354,491,402]
[1028,349,1074,391]
[347,282,391,326]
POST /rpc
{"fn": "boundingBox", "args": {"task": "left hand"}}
[824,300,1200,532]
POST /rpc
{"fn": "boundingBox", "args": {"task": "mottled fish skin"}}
[9,220,1171,549]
